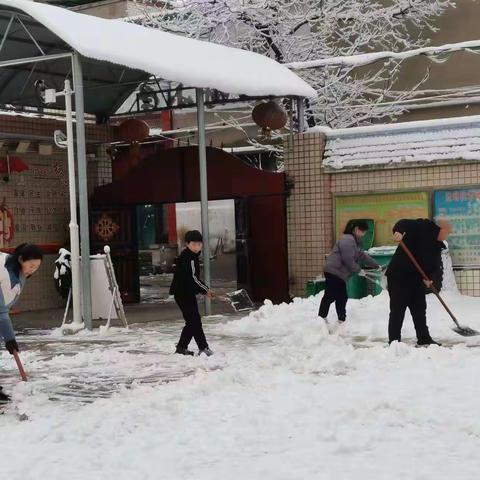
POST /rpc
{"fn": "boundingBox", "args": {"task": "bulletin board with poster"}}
[335,191,430,246]
[434,188,480,266]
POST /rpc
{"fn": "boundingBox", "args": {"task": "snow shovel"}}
[220,289,255,312]
[363,268,387,290]
[13,351,27,382]
[399,240,479,337]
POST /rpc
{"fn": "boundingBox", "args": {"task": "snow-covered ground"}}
[2,283,480,479]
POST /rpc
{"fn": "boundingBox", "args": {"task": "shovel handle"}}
[399,240,461,328]
[399,240,430,282]
[13,351,27,382]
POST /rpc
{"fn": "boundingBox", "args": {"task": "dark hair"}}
[343,220,369,235]
[185,230,203,243]
[12,243,43,262]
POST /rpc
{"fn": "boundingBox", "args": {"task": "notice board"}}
[434,188,480,266]
[335,191,430,246]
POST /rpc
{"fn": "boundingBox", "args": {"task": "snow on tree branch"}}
[133,0,455,128]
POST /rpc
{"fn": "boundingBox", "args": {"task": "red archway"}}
[91,146,289,304]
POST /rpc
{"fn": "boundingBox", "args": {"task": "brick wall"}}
[285,132,480,297]
[0,113,113,311]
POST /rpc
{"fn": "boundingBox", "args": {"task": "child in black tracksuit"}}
[170,230,214,356]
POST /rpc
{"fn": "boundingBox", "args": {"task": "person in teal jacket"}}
[0,244,43,402]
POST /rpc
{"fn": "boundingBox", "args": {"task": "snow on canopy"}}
[318,115,480,170]
[1,0,315,98]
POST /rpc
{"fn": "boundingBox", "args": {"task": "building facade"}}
[0,113,113,311]
[286,116,480,298]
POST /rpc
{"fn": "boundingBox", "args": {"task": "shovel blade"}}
[226,289,254,312]
[452,325,480,337]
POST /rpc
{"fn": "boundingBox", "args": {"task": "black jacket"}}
[386,219,445,279]
[169,248,209,297]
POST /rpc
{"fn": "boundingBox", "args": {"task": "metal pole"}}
[72,52,93,330]
[288,99,294,147]
[297,97,305,133]
[196,88,211,316]
[64,79,82,325]
[0,52,73,69]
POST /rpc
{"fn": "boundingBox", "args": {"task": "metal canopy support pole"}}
[0,52,73,68]
[196,88,211,316]
[72,52,92,330]
[288,98,294,146]
[64,79,82,325]
[297,97,305,133]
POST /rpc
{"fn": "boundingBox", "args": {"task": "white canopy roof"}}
[1,0,315,98]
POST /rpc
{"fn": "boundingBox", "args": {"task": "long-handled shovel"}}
[13,351,28,382]
[399,240,479,337]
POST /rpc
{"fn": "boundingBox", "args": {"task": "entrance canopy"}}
[0,0,316,327]
[0,0,315,118]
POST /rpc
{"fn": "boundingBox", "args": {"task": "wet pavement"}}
[0,311,251,406]
[1,298,243,406]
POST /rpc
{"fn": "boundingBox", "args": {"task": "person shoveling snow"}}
[319,220,380,324]
[386,219,452,347]
[0,244,43,401]
[169,230,215,357]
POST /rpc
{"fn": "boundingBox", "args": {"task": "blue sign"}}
[434,188,480,266]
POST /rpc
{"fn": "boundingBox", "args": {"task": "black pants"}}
[387,276,431,343]
[318,273,348,321]
[175,295,209,350]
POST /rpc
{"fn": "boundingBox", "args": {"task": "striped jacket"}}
[0,253,25,342]
[169,248,209,297]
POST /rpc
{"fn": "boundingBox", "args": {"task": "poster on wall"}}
[335,191,430,246]
[434,188,480,266]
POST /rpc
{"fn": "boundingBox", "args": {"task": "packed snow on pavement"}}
[2,267,480,479]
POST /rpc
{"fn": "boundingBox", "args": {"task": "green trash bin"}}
[305,278,326,297]
[367,247,397,296]
[343,219,375,299]
[306,281,316,297]
[315,279,326,294]
[346,274,367,299]
[344,219,375,251]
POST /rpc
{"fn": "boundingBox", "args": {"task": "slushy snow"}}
[2,260,480,479]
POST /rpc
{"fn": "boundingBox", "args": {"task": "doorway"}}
[136,200,238,304]
[92,146,290,303]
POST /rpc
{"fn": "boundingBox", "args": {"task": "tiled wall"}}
[1,151,69,311]
[0,114,113,311]
[285,132,480,297]
[453,269,480,296]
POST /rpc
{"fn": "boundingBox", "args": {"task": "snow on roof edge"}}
[310,114,480,139]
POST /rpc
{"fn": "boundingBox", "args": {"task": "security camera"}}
[54,130,68,149]
[35,79,57,105]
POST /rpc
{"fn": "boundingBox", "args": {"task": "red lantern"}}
[118,118,150,143]
[252,101,288,135]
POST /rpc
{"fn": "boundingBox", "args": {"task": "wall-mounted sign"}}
[434,188,480,266]
[0,198,14,248]
[335,191,430,246]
